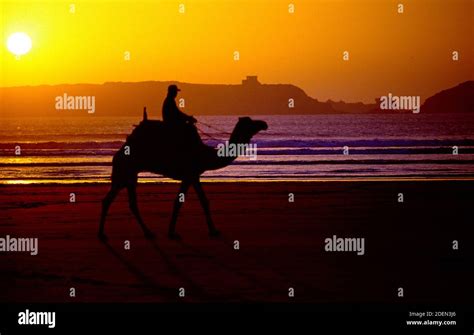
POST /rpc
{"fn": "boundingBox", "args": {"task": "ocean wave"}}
[1,138,474,157]
[0,141,124,149]
[1,147,473,157]
[1,159,473,167]
[251,138,474,148]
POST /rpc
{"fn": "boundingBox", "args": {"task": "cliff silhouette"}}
[1,76,336,117]
[1,77,472,117]
[421,81,474,114]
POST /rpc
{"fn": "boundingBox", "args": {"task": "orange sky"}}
[1,0,473,103]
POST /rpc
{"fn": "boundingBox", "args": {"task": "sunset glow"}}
[1,0,472,102]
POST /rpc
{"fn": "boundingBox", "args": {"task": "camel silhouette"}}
[98,110,268,241]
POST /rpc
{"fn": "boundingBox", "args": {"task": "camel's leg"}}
[193,180,220,237]
[127,185,155,239]
[168,180,190,240]
[98,185,121,241]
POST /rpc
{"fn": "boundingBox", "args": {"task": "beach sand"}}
[0,181,472,303]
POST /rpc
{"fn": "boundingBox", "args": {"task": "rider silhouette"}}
[162,85,201,149]
[162,85,197,125]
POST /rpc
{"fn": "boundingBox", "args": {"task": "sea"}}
[0,114,473,184]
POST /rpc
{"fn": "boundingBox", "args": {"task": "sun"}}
[7,32,32,56]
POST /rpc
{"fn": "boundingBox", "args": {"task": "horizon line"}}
[1,78,472,106]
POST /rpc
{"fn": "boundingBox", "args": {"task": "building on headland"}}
[241,75,260,86]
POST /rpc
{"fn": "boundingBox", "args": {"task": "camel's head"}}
[231,117,268,143]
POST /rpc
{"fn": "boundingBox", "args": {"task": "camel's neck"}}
[205,127,253,171]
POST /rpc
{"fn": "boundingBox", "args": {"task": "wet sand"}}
[0,181,472,303]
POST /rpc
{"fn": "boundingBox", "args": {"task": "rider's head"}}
[167,84,180,98]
